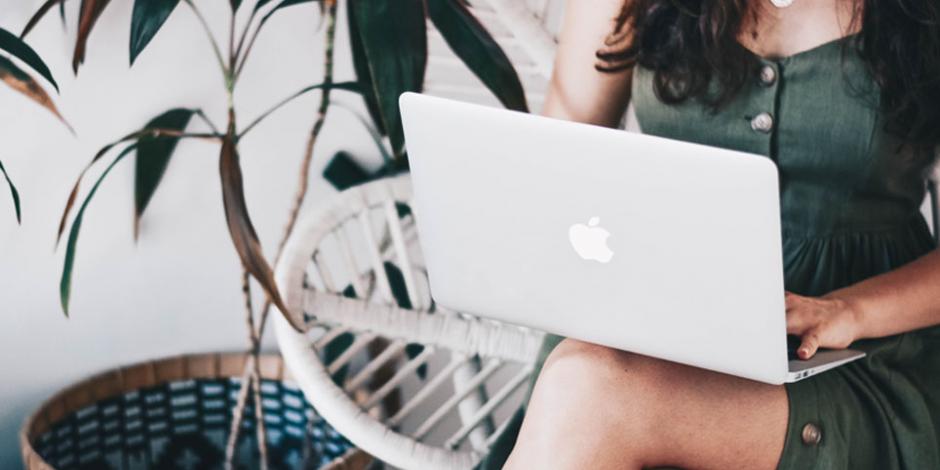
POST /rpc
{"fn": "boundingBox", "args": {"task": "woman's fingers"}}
[785,291,805,312]
[786,311,808,334]
[785,293,857,358]
[786,294,823,358]
[786,303,814,334]
[798,330,821,359]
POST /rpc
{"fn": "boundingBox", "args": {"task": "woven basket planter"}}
[20,353,372,470]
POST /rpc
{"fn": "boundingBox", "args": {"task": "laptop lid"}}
[400,92,790,384]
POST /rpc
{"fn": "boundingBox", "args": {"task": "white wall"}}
[0,1,385,466]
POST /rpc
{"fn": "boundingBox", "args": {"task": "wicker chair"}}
[275,159,940,469]
[274,175,545,469]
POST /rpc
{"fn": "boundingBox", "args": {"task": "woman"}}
[488,0,940,469]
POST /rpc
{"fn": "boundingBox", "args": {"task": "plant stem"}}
[192,108,221,134]
[184,0,228,81]
[256,1,338,341]
[233,4,260,71]
[224,361,252,469]
[232,7,273,80]
[225,271,257,469]
[227,1,237,75]
[223,8,273,465]
[244,270,270,470]
[151,129,222,140]
[251,355,269,470]
[237,81,357,139]
[233,22,261,80]
[225,271,270,470]
[226,5,337,468]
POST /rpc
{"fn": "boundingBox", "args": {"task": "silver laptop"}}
[399,92,864,385]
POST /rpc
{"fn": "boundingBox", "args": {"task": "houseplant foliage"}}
[0,27,66,223]
[24,0,527,466]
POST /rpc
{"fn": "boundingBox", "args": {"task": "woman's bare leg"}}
[504,339,789,470]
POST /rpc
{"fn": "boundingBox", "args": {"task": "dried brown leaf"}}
[73,0,111,73]
[56,131,143,245]
[219,135,302,331]
[0,55,71,131]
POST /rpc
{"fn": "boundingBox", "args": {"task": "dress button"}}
[759,65,777,86]
[801,422,822,446]
[751,112,774,133]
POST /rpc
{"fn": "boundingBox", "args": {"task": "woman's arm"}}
[542,0,632,126]
[787,248,940,358]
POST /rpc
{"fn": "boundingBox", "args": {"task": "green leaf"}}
[21,0,69,39]
[60,144,138,316]
[57,131,146,245]
[58,121,210,246]
[0,159,21,224]
[325,330,354,385]
[322,151,369,191]
[129,0,181,65]
[349,0,427,159]
[239,80,360,136]
[0,28,59,91]
[250,0,321,45]
[134,108,194,236]
[347,4,385,136]
[427,0,528,112]
[330,101,392,161]
[230,0,242,11]
[255,0,315,13]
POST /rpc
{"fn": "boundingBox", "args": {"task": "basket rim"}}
[19,352,294,470]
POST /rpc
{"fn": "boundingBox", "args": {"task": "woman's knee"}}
[518,339,788,468]
[540,338,655,385]
[518,340,664,458]
[532,339,662,418]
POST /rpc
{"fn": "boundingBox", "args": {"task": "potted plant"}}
[16,0,528,468]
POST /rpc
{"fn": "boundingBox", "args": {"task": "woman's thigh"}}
[505,339,789,470]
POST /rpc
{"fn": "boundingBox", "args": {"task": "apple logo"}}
[568,217,614,263]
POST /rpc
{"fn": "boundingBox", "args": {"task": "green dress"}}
[479,36,940,469]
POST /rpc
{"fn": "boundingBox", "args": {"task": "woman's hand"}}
[785,292,864,359]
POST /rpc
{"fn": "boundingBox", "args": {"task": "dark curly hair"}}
[597,1,940,149]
